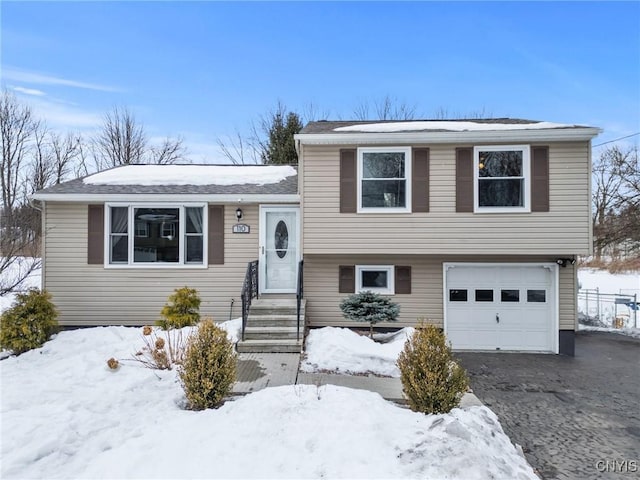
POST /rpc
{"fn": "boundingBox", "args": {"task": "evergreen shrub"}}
[157,287,201,329]
[0,289,58,354]
[179,319,236,410]
[339,291,400,338]
[397,323,469,414]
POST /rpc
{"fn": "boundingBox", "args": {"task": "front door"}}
[259,206,300,294]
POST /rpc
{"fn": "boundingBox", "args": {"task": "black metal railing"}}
[241,260,259,341]
[296,259,304,341]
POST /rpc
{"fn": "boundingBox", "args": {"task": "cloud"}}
[10,85,46,97]
[3,67,122,93]
[24,96,103,131]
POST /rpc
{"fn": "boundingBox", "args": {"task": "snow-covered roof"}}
[83,164,296,186]
[296,118,601,144]
[31,164,299,202]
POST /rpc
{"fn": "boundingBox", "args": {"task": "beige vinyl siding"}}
[302,142,591,255]
[304,254,576,331]
[44,202,265,326]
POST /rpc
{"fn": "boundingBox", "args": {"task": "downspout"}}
[28,197,45,291]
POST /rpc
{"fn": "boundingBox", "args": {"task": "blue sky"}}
[2,1,639,161]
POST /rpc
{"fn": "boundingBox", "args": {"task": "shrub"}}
[133,325,187,370]
[157,287,201,329]
[339,291,400,338]
[397,323,469,414]
[0,289,58,355]
[179,319,236,410]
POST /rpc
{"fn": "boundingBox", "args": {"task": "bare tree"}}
[353,95,417,121]
[93,106,147,169]
[50,132,81,183]
[216,129,260,165]
[0,91,41,296]
[1,90,36,215]
[149,136,187,164]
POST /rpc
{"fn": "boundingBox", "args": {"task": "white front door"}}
[259,206,300,293]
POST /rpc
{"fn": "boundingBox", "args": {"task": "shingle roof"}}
[34,164,298,196]
[299,118,587,134]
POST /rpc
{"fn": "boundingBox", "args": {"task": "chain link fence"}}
[578,289,639,328]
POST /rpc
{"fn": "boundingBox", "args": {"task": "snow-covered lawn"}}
[301,326,414,377]
[0,325,537,479]
[578,325,640,339]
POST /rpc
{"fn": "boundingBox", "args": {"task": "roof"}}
[32,164,299,202]
[299,118,592,134]
[296,118,601,145]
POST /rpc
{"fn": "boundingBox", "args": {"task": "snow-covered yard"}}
[0,324,537,479]
[301,327,414,377]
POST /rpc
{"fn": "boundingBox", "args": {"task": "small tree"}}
[157,287,201,329]
[179,319,237,410]
[0,289,58,354]
[339,291,399,339]
[397,323,469,414]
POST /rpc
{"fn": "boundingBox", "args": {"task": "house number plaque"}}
[232,224,250,234]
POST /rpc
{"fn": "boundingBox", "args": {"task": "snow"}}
[83,164,297,186]
[579,325,640,339]
[578,268,640,296]
[301,327,414,377]
[0,325,537,479]
[0,257,41,314]
[333,120,579,133]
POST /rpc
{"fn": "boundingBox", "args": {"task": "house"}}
[31,118,601,355]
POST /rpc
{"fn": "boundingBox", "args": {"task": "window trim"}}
[355,265,395,294]
[473,145,531,213]
[357,146,412,213]
[104,203,208,268]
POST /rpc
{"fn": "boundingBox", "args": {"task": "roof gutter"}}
[295,127,602,145]
[29,193,301,203]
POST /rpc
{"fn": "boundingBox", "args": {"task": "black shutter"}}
[412,148,429,213]
[208,205,224,265]
[456,148,474,212]
[395,266,412,294]
[340,149,357,213]
[339,265,355,293]
[87,205,104,265]
[531,146,550,212]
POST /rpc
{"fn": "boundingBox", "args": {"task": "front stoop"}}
[236,298,305,353]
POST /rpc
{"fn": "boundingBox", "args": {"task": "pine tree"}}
[264,111,303,165]
[339,291,400,338]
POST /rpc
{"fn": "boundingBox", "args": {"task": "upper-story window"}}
[358,147,412,213]
[107,204,206,267]
[474,145,530,213]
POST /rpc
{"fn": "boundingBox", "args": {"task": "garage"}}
[444,263,558,353]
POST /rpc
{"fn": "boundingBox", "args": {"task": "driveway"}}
[456,332,640,480]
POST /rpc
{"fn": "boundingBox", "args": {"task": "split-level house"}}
[31,119,600,355]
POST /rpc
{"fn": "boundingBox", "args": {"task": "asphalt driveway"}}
[456,332,640,480]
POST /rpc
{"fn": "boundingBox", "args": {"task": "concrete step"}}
[244,326,303,340]
[236,339,303,354]
[246,314,303,328]
[249,299,306,316]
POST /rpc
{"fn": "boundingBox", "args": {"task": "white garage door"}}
[445,264,557,353]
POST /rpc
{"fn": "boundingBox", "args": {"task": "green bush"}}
[0,289,58,355]
[397,323,469,414]
[157,287,201,329]
[179,319,236,410]
[339,290,400,338]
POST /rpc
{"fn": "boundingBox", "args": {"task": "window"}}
[474,145,530,212]
[527,290,546,303]
[358,147,411,212]
[356,265,395,294]
[501,289,520,302]
[107,205,206,266]
[475,289,494,302]
[449,289,468,302]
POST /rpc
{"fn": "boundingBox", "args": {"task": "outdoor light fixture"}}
[555,258,576,267]
[236,208,243,221]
